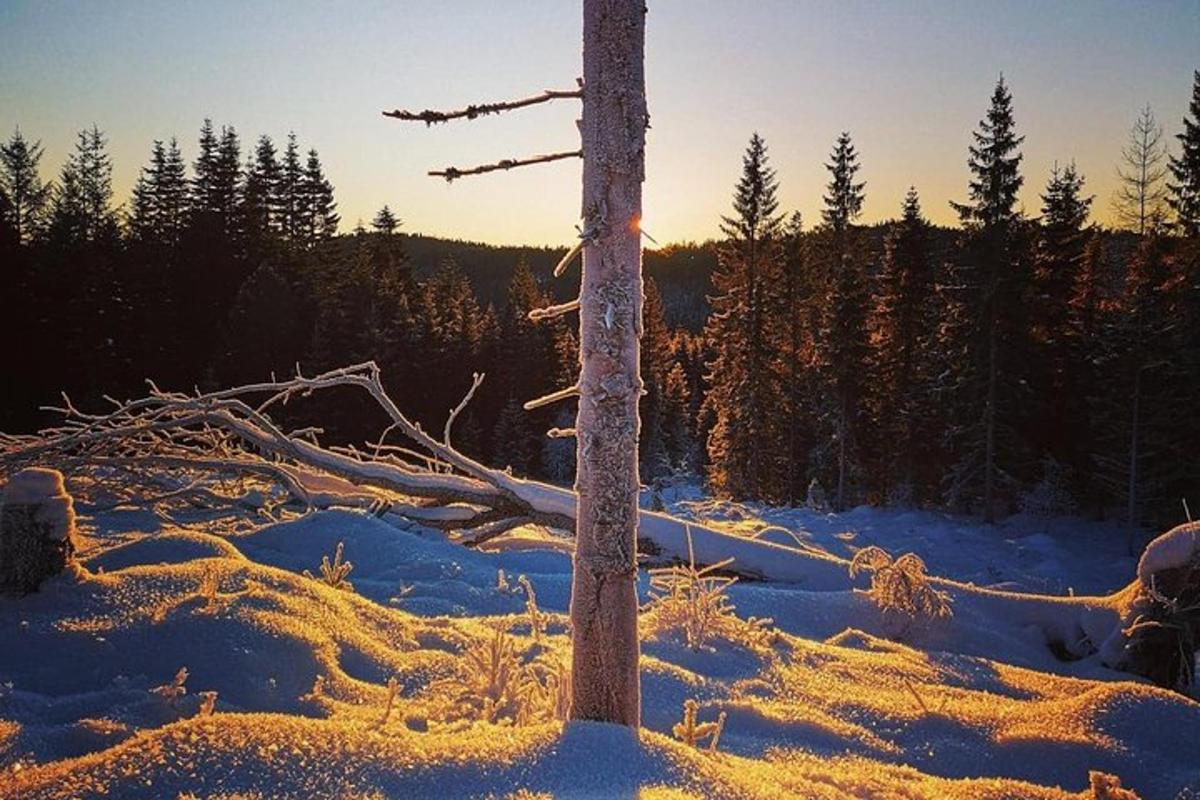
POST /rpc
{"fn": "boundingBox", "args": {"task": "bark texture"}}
[569,0,647,726]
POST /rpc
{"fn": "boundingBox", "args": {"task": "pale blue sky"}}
[1,0,1197,244]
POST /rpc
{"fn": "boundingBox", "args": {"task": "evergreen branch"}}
[430,150,582,182]
[383,88,582,125]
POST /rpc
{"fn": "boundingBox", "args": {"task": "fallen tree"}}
[1,361,1194,692]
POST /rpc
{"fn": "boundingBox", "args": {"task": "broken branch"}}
[523,385,580,411]
[383,88,582,125]
[430,150,582,182]
[529,298,580,322]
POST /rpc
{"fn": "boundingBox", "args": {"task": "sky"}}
[1,0,1197,246]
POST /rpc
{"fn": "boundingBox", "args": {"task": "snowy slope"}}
[0,495,1196,799]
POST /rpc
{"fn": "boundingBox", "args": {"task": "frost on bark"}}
[0,467,78,594]
[569,0,647,727]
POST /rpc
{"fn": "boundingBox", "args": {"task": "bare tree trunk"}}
[569,0,647,727]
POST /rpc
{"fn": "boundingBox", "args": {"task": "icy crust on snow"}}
[1137,521,1200,584]
[0,504,1197,798]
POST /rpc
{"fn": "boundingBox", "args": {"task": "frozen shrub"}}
[445,627,526,724]
[437,627,570,725]
[304,541,353,591]
[671,698,726,752]
[517,575,546,643]
[519,653,571,723]
[197,691,217,717]
[378,676,399,727]
[642,526,774,651]
[1019,456,1077,517]
[849,546,952,638]
[151,667,189,706]
[1087,771,1141,800]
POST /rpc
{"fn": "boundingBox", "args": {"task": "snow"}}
[1,468,75,541]
[0,478,1197,799]
[1,468,66,506]
[1137,520,1200,584]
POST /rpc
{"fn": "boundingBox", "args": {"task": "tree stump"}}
[0,467,78,594]
[1113,521,1200,691]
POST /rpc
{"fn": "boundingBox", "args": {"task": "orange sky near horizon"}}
[1,0,1197,246]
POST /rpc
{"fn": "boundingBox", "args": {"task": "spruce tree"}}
[495,258,558,476]
[870,188,938,503]
[815,132,869,510]
[821,132,865,231]
[701,133,790,501]
[1065,231,1107,516]
[278,132,305,244]
[1092,234,1181,546]
[1032,163,1093,488]
[46,126,122,398]
[213,126,242,241]
[128,138,189,249]
[219,262,305,386]
[243,135,282,240]
[639,277,674,481]
[781,211,816,503]
[0,128,51,244]
[1168,70,1200,236]
[191,119,219,217]
[372,205,399,234]
[945,76,1033,521]
[301,148,339,245]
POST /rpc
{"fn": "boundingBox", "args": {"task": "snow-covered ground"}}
[0,481,1196,799]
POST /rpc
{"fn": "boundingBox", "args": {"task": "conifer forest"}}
[1,3,1199,798]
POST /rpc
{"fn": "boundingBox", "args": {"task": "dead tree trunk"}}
[569,0,647,727]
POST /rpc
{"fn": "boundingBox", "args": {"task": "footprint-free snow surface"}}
[1,486,1197,799]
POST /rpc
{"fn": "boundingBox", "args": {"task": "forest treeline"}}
[2,73,1198,538]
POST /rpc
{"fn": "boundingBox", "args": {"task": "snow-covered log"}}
[5,363,1192,689]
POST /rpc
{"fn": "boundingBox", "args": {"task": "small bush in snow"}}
[517,575,546,643]
[378,676,399,727]
[671,698,726,752]
[642,527,774,651]
[519,653,571,723]
[304,541,353,591]
[1019,457,1077,517]
[849,546,952,638]
[447,626,525,724]
[150,667,189,706]
[197,690,217,717]
[437,626,570,725]
[1086,771,1141,800]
